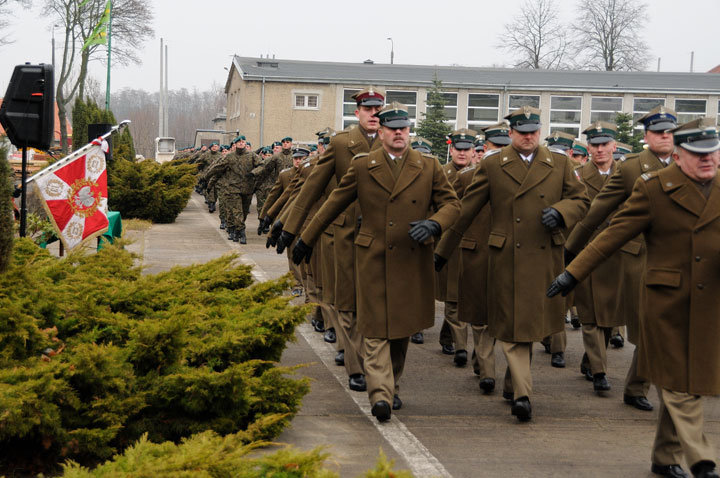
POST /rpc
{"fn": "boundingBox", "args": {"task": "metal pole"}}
[19,146,27,237]
[690,51,694,73]
[51,29,55,71]
[105,0,112,110]
[657,57,661,72]
[260,76,265,146]
[387,37,394,64]
[159,38,163,138]
[164,43,169,136]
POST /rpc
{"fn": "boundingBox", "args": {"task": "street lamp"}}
[387,37,394,65]
[51,24,59,71]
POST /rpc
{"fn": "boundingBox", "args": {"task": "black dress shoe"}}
[392,395,403,410]
[542,341,552,354]
[551,352,566,368]
[580,363,593,381]
[371,400,391,422]
[311,318,325,333]
[570,314,581,329]
[348,373,367,392]
[593,373,611,392]
[323,327,336,343]
[334,350,344,366]
[691,460,719,478]
[511,396,532,421]
[479,378,495,394]
[411,332,424,344]
[651,463,689,478]
[441,344,455,355]
[502,390,514,401]
[454,349,468,367]
[610,333,625,348]
[623,394,653,411]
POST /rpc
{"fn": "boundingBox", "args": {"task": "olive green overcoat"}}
[302,147,460,339]
[435,161,463,302]
[567,163,720,395]
[436,145,589,342]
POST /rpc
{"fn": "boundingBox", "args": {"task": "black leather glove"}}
[541,207,565,229]
[408,220,441,243]
[12,186,22,198]
[563,248,577,266]
[266,220,283,248]
[257,216,272,236]
[276,231,296,254]
[546,271,578,298]
[292,238,313,265]
[434,253,447,272]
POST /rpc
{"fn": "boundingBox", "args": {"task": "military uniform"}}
[299,104,459,420]
[557,118,720,478]
[253,139,294,213]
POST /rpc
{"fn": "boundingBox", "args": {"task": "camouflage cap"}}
[410,136,433,154]
[376,102,411,129]
[636,105,677,132]
[583,121,617,145]
[504,106,542,132]
[482,122,511,146]
[351,86,386,107]
[546,131,576,149]
[670,117,720,153]
[448,128,478,150]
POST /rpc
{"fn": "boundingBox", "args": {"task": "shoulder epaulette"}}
[641,171,658,181]
[421,153,436,160]
[352,152,370,161]
[302,160,312,168]
[623,152,640,162]
[459,164,477,175]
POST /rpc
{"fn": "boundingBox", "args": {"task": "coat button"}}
[516,242,521,248]
[695,256,701,262]
[516,218,521,222]
[540,194,545,198]
[389,244,394,250]
[390,198,394,202]
[389,221,394,226]
[698,283,704,290]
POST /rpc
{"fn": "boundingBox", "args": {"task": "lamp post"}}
[387,37,394,65]
[51,24,59,71]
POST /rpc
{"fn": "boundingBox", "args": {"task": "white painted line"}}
[297,323,452,478]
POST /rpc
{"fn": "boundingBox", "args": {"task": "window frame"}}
[467,93,500,130]
[292,91,321,111]
[550,95,582,139]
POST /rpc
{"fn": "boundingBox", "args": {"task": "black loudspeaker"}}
[88,123,112,163]
[0,63,54,150]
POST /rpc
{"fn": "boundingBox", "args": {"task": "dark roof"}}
[232,56,720,95]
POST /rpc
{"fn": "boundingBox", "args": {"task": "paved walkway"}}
[128,192,720,478]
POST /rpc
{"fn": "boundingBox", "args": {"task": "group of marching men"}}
[203,84,720,478]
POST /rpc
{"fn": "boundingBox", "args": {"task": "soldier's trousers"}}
[226,193,253,232]
[362,336,409,406]
[541,330,567,354]
[471,324,496,380]
[218,192,228,225]
[255,188,269,215]
[652,388,715,468]
[287,248,303,289]
[581,324,612,375]
[625,346,651,398]
[500,341,533,400]
[444,302,467,351]
[337,311,363,376]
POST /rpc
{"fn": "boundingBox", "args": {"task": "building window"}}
[550,96,582,138]
[436,92,457,129]
[590,97,622,123]
[468,94,500,130]
[717,100,720,125]
[509,95,540,110]
[386,90,417,131]
[633,98,665,127]
[293,93,320,110]
[342,89,361,129]
[675,98,706,123]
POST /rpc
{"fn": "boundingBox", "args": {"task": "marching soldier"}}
[571,140,589,166]
[435,106,589,421]
[565,105,678,412]
[548,118,720,478]
[292,103,460,422]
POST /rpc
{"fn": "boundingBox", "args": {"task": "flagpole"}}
[104,0,112,111]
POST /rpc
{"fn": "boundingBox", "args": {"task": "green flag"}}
[82,0,111,50]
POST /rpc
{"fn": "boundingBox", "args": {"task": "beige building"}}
[224,56,720,148]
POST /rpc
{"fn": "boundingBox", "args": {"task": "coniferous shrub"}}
[108,159,195,223]
[0,239,309,475]
[0,141,12,272]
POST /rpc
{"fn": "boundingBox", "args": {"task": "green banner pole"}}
[105,0,112,111]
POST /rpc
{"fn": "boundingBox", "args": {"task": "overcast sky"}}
[1,0,718,96]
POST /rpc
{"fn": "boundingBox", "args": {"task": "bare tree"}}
[43,0,154,153]
[497,0,569,69]
[0,0,32,48]
[572,0,650,71]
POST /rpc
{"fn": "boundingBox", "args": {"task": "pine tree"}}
[415,73,452,161]
[0,142,13,273]
[615,112,643,153]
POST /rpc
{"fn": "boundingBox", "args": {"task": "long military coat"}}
[436,145,589,342]
[259,165,296,218]
[566,149,669,344]
[567,163,720,395]
[285,126,382,312]
[302,147,460,339]
[435,162,463,302]
[573,160,625,327]
[453,164,492,326]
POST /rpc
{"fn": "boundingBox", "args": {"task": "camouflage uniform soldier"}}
[198,143,221,212]
[252,137,294,213]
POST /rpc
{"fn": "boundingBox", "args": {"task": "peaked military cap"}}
[292,147,311,158]
[410,136,433,154]
[583,121,617,144]
[448,128,478,150]
[281,136,293,142]
[316,127,335,138]
[272,141,282,147]
[376,102,411,128]
[351,86,386,106]
[571,140,589,157]
[546,131,576,149]
[504,106,542,132]
[474,136,485,151]
[616,142,632,154]
[482,122,512,146]
[636,105,677,132]
[671,118,720,153]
